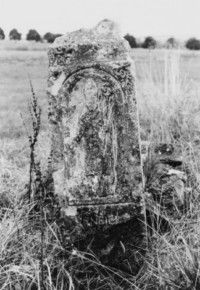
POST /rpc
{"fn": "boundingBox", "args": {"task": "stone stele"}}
[47,19,144,237]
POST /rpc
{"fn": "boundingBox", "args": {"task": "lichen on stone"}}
[47,19,144,235]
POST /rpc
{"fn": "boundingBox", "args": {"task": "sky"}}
[1,0,200,40]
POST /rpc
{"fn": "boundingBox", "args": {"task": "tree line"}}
[124,33,200,50]
[1,27,200,49]
[0,28,62,43]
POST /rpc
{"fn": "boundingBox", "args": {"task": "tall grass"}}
[1,49,200,289]
[136,49,200,289]
[136,50,200,144]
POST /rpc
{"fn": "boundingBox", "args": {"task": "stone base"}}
[74,215,146,275]
[64,199,142,231]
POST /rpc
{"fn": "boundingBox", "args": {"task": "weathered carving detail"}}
[113,66,134,95]
[47,20,144,234]
[84,78,98,102]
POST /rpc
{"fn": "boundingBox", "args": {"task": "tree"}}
[9,29,21,40]
[0,28,5,40]
[124,34,137,48]
[165,37,178,49]
[26,29,41,42]
[142,36,157,49]
[43,32,62,43]
[185,38,200,50]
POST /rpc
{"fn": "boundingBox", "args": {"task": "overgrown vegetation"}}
[1,49,200,289]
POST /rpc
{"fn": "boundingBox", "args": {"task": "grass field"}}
[1,43,200,139]
[0,49,48,138]
[2,42,200,289]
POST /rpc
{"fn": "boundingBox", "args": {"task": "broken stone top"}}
[48,19,130,66]
[53,19,121,45]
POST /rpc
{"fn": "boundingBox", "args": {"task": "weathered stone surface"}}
[142,142,188,224]
[47,19,144,246]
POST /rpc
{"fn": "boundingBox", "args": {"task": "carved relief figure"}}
[84,78,98,107]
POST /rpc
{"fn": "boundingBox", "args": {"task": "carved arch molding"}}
[56,66,141,207]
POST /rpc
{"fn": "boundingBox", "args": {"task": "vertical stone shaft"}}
[47,20,144,242]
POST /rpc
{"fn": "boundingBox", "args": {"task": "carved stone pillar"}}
[47,19,145,274]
